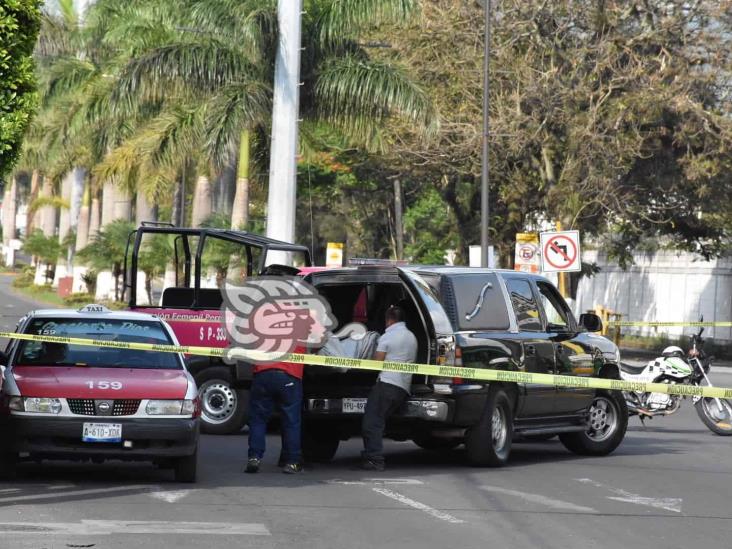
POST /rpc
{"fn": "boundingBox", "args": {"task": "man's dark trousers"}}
[362,381,408,462]
[248,369,302,464]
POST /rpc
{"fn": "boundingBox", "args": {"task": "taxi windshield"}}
[15,318,182,370]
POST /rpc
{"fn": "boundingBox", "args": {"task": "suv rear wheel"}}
[195,367,248,435]
[559,390,627,456]
[465,388,513,467]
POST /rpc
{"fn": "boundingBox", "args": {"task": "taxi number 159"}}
[86,381,123,390]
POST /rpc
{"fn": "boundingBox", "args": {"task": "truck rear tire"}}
[465,388,513,467]
[195,367,248,435]
[559,390,627,456]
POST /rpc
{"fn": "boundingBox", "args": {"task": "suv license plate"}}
[82,423,122,443]
[342,398,367,413]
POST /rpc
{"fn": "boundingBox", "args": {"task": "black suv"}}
[301,266,627,467]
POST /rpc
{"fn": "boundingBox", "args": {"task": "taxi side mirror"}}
[579,313,602,333]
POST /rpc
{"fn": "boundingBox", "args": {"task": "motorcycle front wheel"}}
[695,397,732,435]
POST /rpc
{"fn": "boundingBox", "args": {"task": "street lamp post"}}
[480,0,491,267]
[266,0,303,244]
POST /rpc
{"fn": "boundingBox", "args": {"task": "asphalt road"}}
[1,277,732,548]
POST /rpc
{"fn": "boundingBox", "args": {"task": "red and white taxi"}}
[0,305,200,482]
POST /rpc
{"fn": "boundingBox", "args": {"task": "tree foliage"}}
[0,0,41,178]
[367,0,732,265]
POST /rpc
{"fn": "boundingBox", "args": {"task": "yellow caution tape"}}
[607,321,732,328]
[2,331,731,400]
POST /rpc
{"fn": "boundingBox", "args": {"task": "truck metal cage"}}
[123,225,312,309]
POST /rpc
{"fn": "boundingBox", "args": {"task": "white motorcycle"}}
[620,324,732,435]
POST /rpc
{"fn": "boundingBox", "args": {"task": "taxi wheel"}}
[195,367,248,435]
[174,449,198,483]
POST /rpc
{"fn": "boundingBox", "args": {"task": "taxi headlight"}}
[23,397,62,414]
[146,400,196,415]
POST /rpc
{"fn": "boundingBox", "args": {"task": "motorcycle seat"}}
[620,362,647,375]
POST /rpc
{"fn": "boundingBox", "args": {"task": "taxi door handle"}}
[555,345,564,354]
[525,344,536,357]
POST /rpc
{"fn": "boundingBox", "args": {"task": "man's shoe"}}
[282,463,303,474]
[245,458,261,473]
[358,458,385,472]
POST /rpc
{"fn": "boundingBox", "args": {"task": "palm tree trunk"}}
[2,176,17,266]
[57,172,72,245]
[88,187,101,242]
[113,185,132,221]
[75,181,91,251]
[191,174,213,227]
[40,176,56,237]
[101,179,115,226]
[2,177,12,245]
[26,169,40,235]
[135,191,157,226]
[231,130,250,230]
[171,178,184,226]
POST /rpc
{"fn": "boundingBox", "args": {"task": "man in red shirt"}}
[245,345,305,474]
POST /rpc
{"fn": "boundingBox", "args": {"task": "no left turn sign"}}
[540,230,581,273]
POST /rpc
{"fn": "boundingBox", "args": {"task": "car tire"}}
[465,388,513,467]
[195,367,248,435]
[412,436,461,451]
[302,428,340,463]
[559,390,628,456]
[174,449,198,483]
[0,453,17,480]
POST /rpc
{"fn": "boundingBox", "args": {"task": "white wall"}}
[575,251,732,343]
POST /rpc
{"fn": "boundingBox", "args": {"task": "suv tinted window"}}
[448,274,510,331]
[537,281,573,332]
[505,279,542,332]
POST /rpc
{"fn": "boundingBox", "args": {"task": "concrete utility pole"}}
[393,179,404,260]
[266,0,304,244]
[480,0,491,267]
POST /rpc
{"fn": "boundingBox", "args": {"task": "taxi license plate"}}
[342,398,367,413]
[82,423,122,443]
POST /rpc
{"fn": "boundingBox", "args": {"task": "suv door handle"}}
[525,344,536,357]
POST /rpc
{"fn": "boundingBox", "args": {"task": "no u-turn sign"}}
[540,230,581,273]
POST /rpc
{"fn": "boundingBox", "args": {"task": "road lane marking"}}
[0,489,20,494]
[148,489,192,503]
[371,487,465,524]
[0,520,270,536]
[576,478,682,513]
[0,485,149,504]
[326,478,424,486]
[480,485,597,513]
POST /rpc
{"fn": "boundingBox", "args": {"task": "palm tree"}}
[104,0,432,232]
